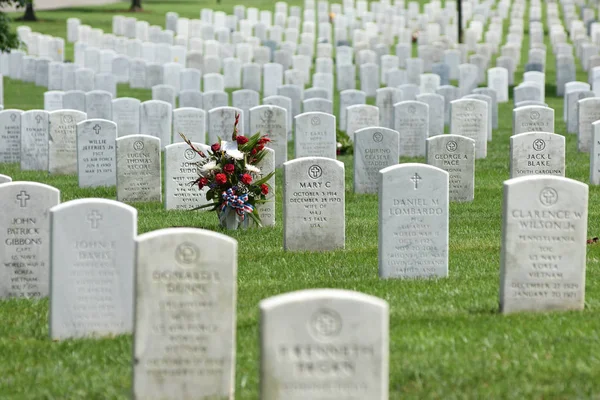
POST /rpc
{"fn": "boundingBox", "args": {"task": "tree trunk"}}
[22,2,36,21]
[129,0,142,11]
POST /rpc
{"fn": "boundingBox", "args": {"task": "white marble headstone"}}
[0,182,60,298]
[50,198,137,339]
[500,176,588,313]
[133,228,237,399]
[379,163,449,278]
[116,135,162,202]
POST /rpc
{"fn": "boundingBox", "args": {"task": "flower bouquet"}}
[179,113,274,230]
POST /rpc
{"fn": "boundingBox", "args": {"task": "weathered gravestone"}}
[203,90,229,111]
[260,289,389,400]
[450,99,487,159]
[173,108,206,144]
[354,127,400,194]
[379,163,449,278]
[207,106,244,144]
[500,176,588,314]
[426,135,475,202]
[463,93,493,142]
[140,100,172,148]
[48,110,87,175]
[252,147,275,227]
[346,104,379,142]
[416,93,444,137]
[250,105,287,167]
[116,135,162,202]
[178,90,203,109]
[294,112,337,159]
[77,119,117,187]
[44,91,64,112]
[112,97,141,137]
[0,182,59,298]
[133,228,237,399]
[164,142,210,210]
[0,109,23,163]
[578,97,600,152]
[339,89,366,132]
[85,90,113,120]
[394,101,429,157]
[513,106,555,136]
[591,122,600,185]
[487,67,509,103]
[49,198,137,339]
[283,157,345,251]
[20,110,49,171]
[63,90,86,112]
[510,132,565,178]
[152,84,176,108]
[566,90,595,134]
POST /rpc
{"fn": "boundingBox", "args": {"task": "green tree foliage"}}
[0,0,26,51]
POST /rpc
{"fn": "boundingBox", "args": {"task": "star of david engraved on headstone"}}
[411,173,422,190]
[16,191,30,207]
[87,210,103,229]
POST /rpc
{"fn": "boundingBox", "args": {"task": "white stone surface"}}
[283,157,345,251]
[354,127,400,194]
[50,198,137,339]
[426,135,475,202]
[116,135,162,203]
[133,228,237,399]
[48,110,87,175]
[500,176,588,314]
[20,110,50,171]
[510,132,565,178]
[164,142,210,210]
[0,109,23,163]
[379,163,449,278]
[260,289,389,400]
[76,119,117,187]
[294,112,337,159]
[0,182,59,298]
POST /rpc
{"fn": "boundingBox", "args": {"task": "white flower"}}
[222,140,245,160]
[245,164,261,174]
[200,160,217,172]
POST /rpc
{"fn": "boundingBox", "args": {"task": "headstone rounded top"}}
[260,288,389,310]
[380,162,449,176]
[51,197,137,215]
[0,180,59,193]
[284,155,343,168]
[504,174,587,191]
[136,227,237,247]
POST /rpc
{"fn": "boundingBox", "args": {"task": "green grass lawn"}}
[1,1,600,399]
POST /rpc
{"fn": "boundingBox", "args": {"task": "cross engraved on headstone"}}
[93,124,102,135]
[87,210,103,229]
[35,115,43,124]
[10,113,16,122]
[411,173,422,190]
[16,191,30,207]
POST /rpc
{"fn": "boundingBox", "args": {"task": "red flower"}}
[257,144,265,151]
[224,164,235,174]
[215,173,227,185]
[200,177,208,186]
[211,143,221,152]
[236,135,249,145]
[258,137,271,145]
[241,174,252,185]
[261,184,269,195]
[251,148,257,155]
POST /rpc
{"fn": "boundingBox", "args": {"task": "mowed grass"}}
[1,0,600,399]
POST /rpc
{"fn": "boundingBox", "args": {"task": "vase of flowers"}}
[179,113,274,230]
